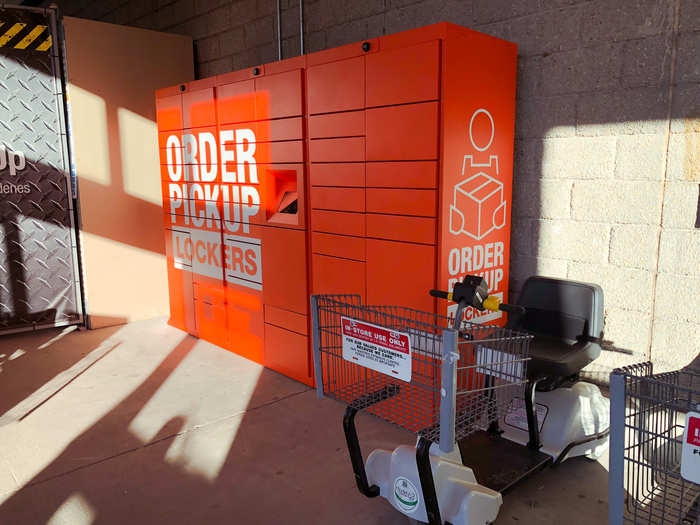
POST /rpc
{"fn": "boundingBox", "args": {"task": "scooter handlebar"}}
[498,303,526,316]
[430,288,526,316]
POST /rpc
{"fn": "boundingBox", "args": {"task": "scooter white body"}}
[365,382,610,525]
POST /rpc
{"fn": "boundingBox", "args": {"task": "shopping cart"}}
[610,362,700,525]
[310,291,532,525]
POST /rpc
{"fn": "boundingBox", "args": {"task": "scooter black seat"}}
[506,276,604,381]
[528,334,601,378]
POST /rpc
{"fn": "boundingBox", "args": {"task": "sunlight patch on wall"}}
[67,84,110,186]
[118,107,160,205]
[79,232,168,326]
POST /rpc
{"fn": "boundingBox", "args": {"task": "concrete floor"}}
[0,318,610,524]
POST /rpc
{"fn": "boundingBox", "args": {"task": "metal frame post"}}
[439,328,458,453]
[609,371,626,525]
[310,295,324,398]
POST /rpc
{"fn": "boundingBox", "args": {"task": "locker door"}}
[307,56,365,114]
[366,40,440,108]
[164,227,196,334]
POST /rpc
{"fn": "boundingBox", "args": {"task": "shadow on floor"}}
[0,325,122,423]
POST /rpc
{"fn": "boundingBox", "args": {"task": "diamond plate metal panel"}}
[0,7,81,332]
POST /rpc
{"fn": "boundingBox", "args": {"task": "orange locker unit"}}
[156,23,517,386]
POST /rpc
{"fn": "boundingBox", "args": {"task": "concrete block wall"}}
[52,0,700,381]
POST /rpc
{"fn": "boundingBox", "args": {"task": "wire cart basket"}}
[610,362,700,525]
[310,294,531,523]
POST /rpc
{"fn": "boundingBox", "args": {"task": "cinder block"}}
[671,85,700,133]
[173,0,196,23]
[658,229,700,277]
[653,273,700,324]
[194,0,218,15]
[581,0,673,45]
[510,216,533,257]
[581,351,646,383]
[604,307,652,356]
[257,42,277,65]
[388,0,427,7]
[305,31,327,53]
[615,133,667,180]
[475,20,510,43]
[515,55,541,102]
[184,15,210,40]
[257,0,277,18]
[540,44,623,97]
[505,7,582,57]
[661,182,700,228]
[515,96,577,139]
[536,220,610,263]
[220,26,246,56]
[676,32,700,84]
[472,0,540,25]
[667,132,700,181]
[195,35,220,62]
[128,0,155,22]
[567,261,654,312]
[155,4,183,31]
[245,16,275,48]
[385,0,471,34]
[326,18,372,48]
[651,318,700,373]
[132,14,156,29]
[282,35,301,57]
[366,13,386,38]
[513,138,538,179]
[512,179,572,219]
[113,4,131,25]
[509,254,568,285]
[609,224,659,270]
[540,136,616,179]
[576,87,669,136]
[571,180,663,224]
[230,0,258,28]
[198,55,233,78]
[680,0,700,33]
[208,5,232,36]
[337,0,387,24]
[621,34,672,88]
[281,6,300,38]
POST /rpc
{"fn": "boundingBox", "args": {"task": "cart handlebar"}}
[429,289,451,300]
[430,275,526,316]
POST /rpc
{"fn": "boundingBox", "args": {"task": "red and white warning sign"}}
[681,412,700,483]
[341,317,412,382]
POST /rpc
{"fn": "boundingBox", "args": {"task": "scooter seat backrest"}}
[508,276,604,343]
[517,307,588,342]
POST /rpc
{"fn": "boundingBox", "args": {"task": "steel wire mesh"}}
[312,294,532,442]
[613,362,700,525]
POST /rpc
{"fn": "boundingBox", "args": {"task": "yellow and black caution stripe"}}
[0,21,52,52]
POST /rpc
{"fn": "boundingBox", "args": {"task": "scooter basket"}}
[610,362,700,525]
[310,294,532,445]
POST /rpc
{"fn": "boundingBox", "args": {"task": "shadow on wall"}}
[1,16,193,331]
[501,2,700,379]
[0,51,163,332]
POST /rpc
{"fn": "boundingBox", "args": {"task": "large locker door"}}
[0,6,83,333]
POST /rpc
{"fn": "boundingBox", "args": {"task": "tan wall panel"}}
[63,17,194,328]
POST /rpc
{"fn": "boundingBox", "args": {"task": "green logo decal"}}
[393,477,419,513]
